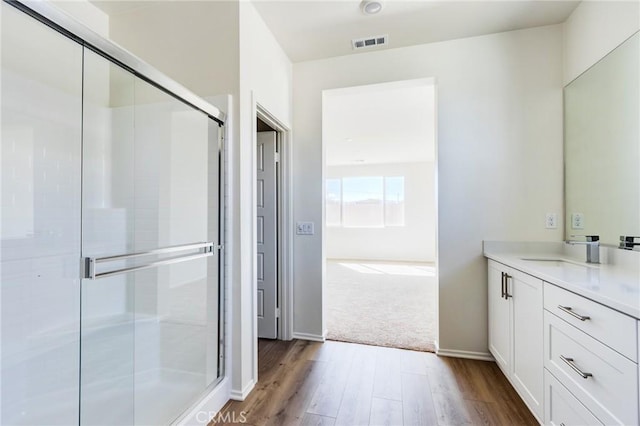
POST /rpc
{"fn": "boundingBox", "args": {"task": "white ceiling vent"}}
[351,34,388,50]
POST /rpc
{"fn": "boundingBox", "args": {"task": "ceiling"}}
[91,1,152,17]
[252,0,580,62]
[324,80,435,166]
[90,1,580,63]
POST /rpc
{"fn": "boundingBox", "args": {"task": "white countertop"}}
[483,242,640,320]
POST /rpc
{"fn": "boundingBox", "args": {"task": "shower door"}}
[80,49,222,425]
[1,3,83,424]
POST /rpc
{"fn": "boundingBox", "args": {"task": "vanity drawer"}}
[544,283,637,361]
[544,311,638,425]
[545,369,602,426]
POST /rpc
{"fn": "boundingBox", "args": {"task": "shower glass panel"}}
[132,71,220,426]
[1,2,83,424]
[80,49,136,426]
[81,48,221,425]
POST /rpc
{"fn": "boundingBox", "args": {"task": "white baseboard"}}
[230,379,255,401]
[176,378,230,425]
[292,332,325,342]
[435,341,494,361]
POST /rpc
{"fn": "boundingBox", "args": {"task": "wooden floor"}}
[217,339,537,426]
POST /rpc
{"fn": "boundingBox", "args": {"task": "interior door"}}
[257,131,278,339]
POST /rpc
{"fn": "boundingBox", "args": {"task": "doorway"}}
[255,109,291,341]
[322,79,438,352]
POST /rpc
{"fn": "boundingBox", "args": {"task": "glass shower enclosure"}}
[1,1,225,424]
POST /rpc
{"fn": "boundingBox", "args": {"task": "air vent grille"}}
[352,34,388,50]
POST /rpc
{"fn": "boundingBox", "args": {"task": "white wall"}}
[108,1,240,99]
[293,25,564,353]
[237,0,292,396]
[49,0,109,37]
[563,0,640,85]
[326,162,436,262]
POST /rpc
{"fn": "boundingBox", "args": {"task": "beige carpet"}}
[325,260,437,352]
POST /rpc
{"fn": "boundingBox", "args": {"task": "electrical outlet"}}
[571,213,584,229]
[545,213,557,229]
[296,222,314,235]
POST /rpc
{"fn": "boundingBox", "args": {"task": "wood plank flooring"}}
[217,339,537,426]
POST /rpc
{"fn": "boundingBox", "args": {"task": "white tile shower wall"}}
[132,99,163,321]
[2,70,81,261]
[166,111,208,325]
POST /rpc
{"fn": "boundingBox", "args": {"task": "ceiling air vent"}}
[352,34,388,50]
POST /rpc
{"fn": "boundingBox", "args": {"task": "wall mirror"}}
[564,31,639,247]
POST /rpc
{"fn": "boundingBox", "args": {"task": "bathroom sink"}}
[519,258,596,269]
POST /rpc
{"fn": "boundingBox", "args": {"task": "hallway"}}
[218,339,536,425]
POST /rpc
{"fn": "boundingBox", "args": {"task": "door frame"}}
[320,77,439,346]
[254,100,293,341]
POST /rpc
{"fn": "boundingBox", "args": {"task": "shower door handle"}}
[83,242,216,279]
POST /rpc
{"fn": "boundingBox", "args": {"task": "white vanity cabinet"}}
[544,308,637,425]
[488,260,543,421]
[486,253,640,426]
[543,284,639,425]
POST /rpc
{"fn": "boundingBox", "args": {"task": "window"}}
[326,178,342,226]
[343,176,384,227]
[384,176,405,226]
[325,176,405,227]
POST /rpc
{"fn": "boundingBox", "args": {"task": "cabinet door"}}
[511,271,543,421]
[488,260,510,373]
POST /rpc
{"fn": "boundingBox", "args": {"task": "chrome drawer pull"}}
[560,355,592,379]
[558,305,590,321]
[504,273,512,299]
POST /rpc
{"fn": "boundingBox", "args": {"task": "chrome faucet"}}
[566,235,600,264]
[620,236,640,250]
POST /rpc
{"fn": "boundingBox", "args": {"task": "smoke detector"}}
[361,1,383,15]
[352,34,389,50]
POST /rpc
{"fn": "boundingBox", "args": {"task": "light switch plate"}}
[545,213,558,229]
[571,213,584,229]
[296,222,314,235]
